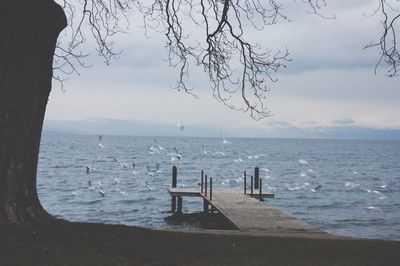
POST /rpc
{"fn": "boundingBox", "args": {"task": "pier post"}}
[203,199,208,214]
[244,171,247,195]
[259,178,263,202]
[171,166,177,213]
[205,175,208,197]
[210,177,213,201]
[201,170,204,193]
[250,175,254,197]
[254,167,259,189]
[177,196,183,214]
[203,175,209,213]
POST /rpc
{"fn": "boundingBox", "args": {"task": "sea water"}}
[37,133,400,240]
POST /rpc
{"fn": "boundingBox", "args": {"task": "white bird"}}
[380,183,387,189]
[145,181,155,191]
[176,123,185,131]
[310,184,322,193]
[201,144,209,155]
[98,142,104,150]
[366,206,383,213]
[154,138,164,150]
[221,134,232,145]
[170,148,182,161]
[298,159,309,165]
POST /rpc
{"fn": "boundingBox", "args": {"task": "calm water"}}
[37,133,400,240]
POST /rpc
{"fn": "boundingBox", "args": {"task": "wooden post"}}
[210,177,213,201]
[171,166,177,213]
[203,199,208,214]
[177,196,183,214]
[259,178,263,202]
[205,175,208,197]
[244,171,247,195]
[254,167,259,189]
[201,170,204,193]
[172,166,177,187]
[250,175,253,197]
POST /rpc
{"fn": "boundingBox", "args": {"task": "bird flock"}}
[68,131,391,217]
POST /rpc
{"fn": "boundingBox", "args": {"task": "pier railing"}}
[170,166,270,214]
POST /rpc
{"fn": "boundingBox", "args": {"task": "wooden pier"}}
[168,166,327,237]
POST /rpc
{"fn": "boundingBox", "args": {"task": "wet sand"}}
[1,221,399,265]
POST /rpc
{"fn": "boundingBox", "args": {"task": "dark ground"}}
[0,220,399,266]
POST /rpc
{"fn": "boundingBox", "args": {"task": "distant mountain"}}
[259,125,400,140]
[43,118,226,137]
[43,118,400,140]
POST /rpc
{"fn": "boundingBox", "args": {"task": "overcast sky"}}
[46,0,400,135]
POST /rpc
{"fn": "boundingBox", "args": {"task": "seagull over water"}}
[298,159,309,165]
[154,138,164,150]
[310,184,322,192]
[97,135,104,150]
[201,144,210,155]
[176,123,185,131]
[220,133,232,145]
[170,148,182,161]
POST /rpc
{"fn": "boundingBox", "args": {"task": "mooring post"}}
[171,166,177,213]
[205,175,208,197]
[203,199,208,214]
[254,167,259,189]
[177,196,183,214]
[244,171,247,195]
[201,170,204,193]
[210,177,213,201]
[259,178,263,202]
[250,175,254,197]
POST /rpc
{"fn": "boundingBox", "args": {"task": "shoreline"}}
[1,220,399,265]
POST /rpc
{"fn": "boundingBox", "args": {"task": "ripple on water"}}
[38,134,400,240]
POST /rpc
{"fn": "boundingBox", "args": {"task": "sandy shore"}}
[1,221,399,265]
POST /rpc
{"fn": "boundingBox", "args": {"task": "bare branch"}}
[52,0,399,120]
[53,0,139,87]
[364,0,400,77]
[141,0,294,119]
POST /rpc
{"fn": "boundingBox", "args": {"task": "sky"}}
[46,0,400,137]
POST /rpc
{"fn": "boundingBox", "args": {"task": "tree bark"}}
[0,0,66,222]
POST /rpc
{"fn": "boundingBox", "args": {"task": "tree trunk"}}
[0,0,66,222]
